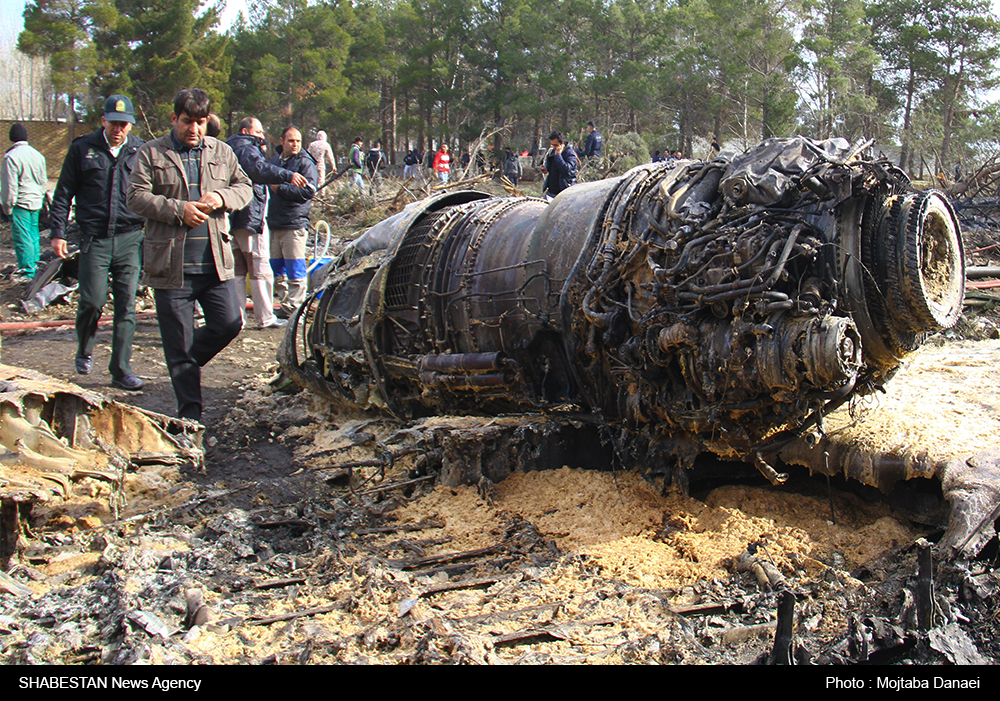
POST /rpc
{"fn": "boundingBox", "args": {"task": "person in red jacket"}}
[433,144,451,184]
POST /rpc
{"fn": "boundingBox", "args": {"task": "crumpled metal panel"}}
[0,365,203,485]
[720,137,852,206]
[0,364,204,567]
[779,439,1000,558]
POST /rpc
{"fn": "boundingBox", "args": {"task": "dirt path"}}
[1,310,287,426]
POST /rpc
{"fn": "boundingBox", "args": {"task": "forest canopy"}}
[14,0,1000,175]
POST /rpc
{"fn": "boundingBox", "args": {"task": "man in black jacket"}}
[50,94,146,390]
[541,130,578,200]
[365,141,385,196]
[582,121,602,161]
[227,117,307,328]
[266,126,317,317]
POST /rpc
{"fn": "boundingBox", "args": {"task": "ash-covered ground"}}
[0,223,998,667]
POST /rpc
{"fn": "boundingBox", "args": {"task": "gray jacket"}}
[126,134,252,289]
[1,141,47,214]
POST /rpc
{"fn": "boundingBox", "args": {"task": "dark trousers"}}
[76,229,143,380]
[154,273,243,421]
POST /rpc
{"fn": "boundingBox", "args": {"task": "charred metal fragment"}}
[281,137,966,501]
[284,138,963,453]
[778,442,1000,556]
[916,538,934,630]
[771,590,796,665]
[0,365,204,568]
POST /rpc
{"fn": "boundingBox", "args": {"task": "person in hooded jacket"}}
[502,148,522,187]
[307,130,336,184]
[227,116,308,328]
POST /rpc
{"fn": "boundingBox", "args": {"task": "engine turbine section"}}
[279,137,964,481]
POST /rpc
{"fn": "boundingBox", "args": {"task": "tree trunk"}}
[493,76,504,154]
[67,93,76,142]
[532,112,542,158]
[899,69,916,170]
[940,71,964,172]
[387,77,398,164]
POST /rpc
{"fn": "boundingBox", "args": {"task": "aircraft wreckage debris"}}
[279,136,998,556]
[0,365,204,568]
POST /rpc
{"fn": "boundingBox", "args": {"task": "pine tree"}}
[18,0,117,135]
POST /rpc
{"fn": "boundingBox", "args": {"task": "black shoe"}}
[111,374,144,391]
[274,307,290,320]
[75,355,93,375]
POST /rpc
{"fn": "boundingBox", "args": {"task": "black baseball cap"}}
[103,94,135,124]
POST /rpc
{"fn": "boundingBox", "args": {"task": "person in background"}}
[582,121,603,161]
[1,123,47,280]
[267,126,317,319]
[206,114,222,138]
[433,144,451,184]
[227,116,308,329]
[403,149,418,180]
[502,148,522,187]
[541,130,578,200]
[365,140,386,195]
[308,130,336,185]
[347,137,364,191]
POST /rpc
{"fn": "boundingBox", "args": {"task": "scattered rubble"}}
[0,154,997,666]
[1,337,998,665]
[0,365,202,571]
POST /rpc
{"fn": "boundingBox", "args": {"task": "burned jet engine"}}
[279,137,965,481]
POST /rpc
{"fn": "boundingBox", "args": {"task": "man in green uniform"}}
[50,95,146,389]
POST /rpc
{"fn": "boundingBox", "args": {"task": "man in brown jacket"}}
[127,88,253,421]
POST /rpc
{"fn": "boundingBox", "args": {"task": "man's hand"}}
[182,193,225,227]
[51,238,68,259]
[197,192,223,211]
[183,201,211,228]
[554,143,565,155]
[290,173,307,188]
